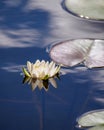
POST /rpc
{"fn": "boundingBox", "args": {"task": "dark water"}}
[0,0,104,130]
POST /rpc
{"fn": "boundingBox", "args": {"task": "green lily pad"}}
[64,0,104,20]
[88,125,104,130]
[77,109,104,128]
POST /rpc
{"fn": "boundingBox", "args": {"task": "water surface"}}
[0,0,104,130]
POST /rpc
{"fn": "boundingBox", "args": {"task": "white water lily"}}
[23,60,60,80]
[22,60,60,91]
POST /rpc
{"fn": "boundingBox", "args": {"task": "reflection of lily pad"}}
[77,109,104,128]
[50,39,104,68]
[64,0,104,20]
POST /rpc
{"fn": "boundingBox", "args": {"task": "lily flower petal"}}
[27,61,32,74]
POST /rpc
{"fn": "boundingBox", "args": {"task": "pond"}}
[0,0,104,130]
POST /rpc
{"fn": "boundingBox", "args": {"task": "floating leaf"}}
[77,109,104,128]
[49,39,104,68]
[64,0,104,20]
[84,40,104,68]
[88,125,104,130]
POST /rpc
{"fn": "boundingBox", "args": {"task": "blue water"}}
[0,0,104,130]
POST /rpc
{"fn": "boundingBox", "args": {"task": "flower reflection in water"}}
[22,60,60,91]
[23,76,60,91]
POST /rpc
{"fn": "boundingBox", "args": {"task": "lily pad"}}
[88,125,104,130]
[64,0,104,20]
[77,109,104,128]
[49,39,104,68]
[84,40,104,68]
